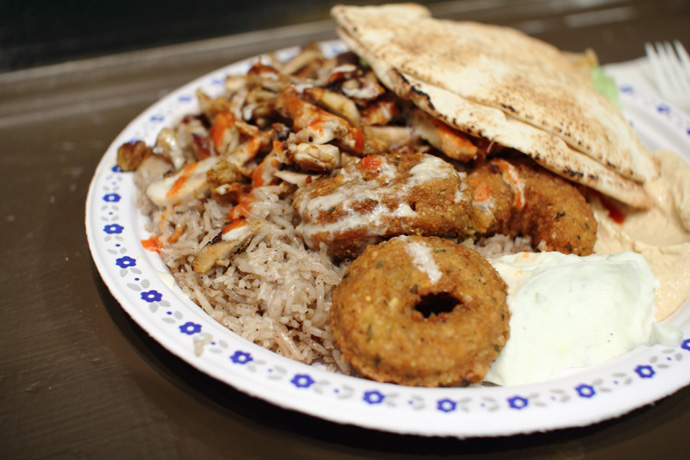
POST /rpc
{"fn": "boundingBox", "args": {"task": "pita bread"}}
[339,30,653,209]
[332,3,658,207]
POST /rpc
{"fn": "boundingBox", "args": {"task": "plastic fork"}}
[644,40,690,113]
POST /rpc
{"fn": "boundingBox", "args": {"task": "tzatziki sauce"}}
[484,251,681,386]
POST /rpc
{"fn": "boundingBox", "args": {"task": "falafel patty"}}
[330,235,510,387]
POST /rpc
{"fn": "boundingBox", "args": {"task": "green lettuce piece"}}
[591,66,621,110]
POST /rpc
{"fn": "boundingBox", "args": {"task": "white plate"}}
[86,41,690,438]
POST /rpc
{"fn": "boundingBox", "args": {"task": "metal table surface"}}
[2,1,690,458]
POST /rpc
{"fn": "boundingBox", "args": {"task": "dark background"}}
[1,0,442,72]
[3,0,690,74]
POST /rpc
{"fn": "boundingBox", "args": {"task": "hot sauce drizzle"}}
[166,163,197,200]
[141,236,163,253]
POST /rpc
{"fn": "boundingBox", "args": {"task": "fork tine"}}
[666,41,690,94]
[673,40,690,79]
[645,42,670,97]
[645,41,690,110]
[647,42,675,99]
[656,42,676,81]
[658,41,690,96]
[659,42,682,88]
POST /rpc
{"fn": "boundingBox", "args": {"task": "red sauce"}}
[166,163,197,200]
[211,112,236,150]
[227,194,254,221]
[494,159,525,209]
[141,236,163,253]
[592,191,626,224]
[273,139,286,154]
[360,154,383,171]
[603,199,626,224]
[352,127,365,154]
[246,135,261,159]
[252,155,280,187]
[222,218,248,235]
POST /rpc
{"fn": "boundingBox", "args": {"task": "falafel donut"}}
[330,235,510,387]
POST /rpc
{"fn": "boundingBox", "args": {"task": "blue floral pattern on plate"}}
[85,41,690,438]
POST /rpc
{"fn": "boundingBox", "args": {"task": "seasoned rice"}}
[144,184,350,370]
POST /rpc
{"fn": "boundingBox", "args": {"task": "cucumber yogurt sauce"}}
[484,251,681,386]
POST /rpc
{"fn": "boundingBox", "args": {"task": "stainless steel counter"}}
[2,1,690,458]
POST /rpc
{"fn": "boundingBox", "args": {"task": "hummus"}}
[592,150,690,320]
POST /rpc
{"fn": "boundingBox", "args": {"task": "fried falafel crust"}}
[468,157,597,255]
[293,148,473,259]
[331,235,510,387]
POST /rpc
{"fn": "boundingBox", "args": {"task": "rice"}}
[462,234,533,259]
[145,184,349,371]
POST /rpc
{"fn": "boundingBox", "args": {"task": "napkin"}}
[603,57,690,117]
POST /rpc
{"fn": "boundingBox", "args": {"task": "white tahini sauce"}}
[295,153,464,245]
[408,154,457,185]
[484,251,681,386]
[403,238,442,284]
